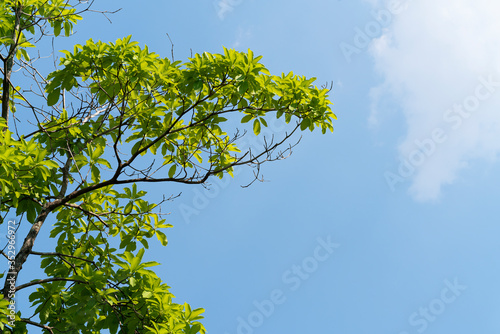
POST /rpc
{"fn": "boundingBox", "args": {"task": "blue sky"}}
[14,0,500,333]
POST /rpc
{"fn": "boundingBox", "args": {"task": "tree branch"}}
[16,277,88,292]
[2,4,23,126]
[2,208,50,301]
[31,250,96,264]
[20,318,54,334]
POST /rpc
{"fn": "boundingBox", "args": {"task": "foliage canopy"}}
[0,1,336,333]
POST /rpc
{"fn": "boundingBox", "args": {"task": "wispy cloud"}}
[232,25,253,49]
[370,0,500,201]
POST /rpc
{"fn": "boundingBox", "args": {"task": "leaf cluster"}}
[0,2,336,333]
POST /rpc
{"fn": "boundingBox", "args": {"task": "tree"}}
[0,1,336,333]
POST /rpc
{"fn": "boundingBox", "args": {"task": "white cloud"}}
[370,0,500,201]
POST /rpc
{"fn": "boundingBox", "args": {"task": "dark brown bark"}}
[1,3,22,126]
[2,209,49,300]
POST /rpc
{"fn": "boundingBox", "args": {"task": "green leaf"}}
[20,48,30,61]
[300,118,311,131]
[129,277,137,287]
[241,114,253,123]
[124,202,133,214]
[137,248,145,262]
[130,257,141,272]
[46,88,60,106]
[238,81,249,95]
[253,119,261,135]
[156,230,168,246]
[64,21,72,36]
[91,165,100,182]
[168,164,177,178]
[53,23,61,37]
